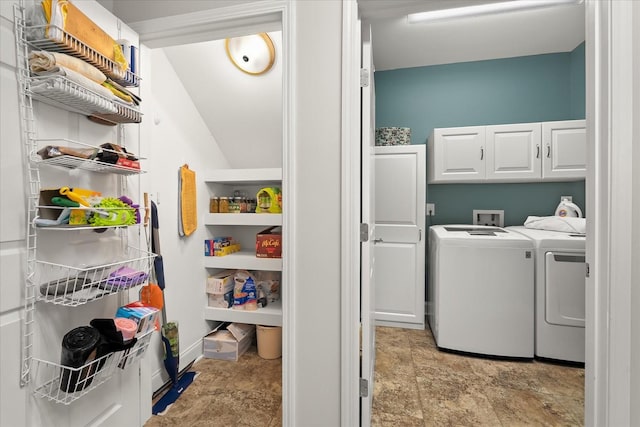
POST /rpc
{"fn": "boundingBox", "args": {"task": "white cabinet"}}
[428,120,586,183]
[486,123,541,181]
[374,145,425,329]
[428,126,485,182]
[203,168,283,327]
[542,120,587,180]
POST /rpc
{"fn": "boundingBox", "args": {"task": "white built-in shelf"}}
[204,251,282,271]
[204,300,282,326]
[204,213,282,226]
[204,168,282,185]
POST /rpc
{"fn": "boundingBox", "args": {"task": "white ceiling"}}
[359,0,585,71]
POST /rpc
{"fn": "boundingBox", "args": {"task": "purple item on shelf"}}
[104,266,148,288]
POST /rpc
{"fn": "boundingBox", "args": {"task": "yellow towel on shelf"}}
[180,165,197,237]
[40,0,128,75]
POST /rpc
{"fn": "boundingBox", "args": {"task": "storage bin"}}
[256,325,282,359]
[203,323,254,361]
[375,127,411,146]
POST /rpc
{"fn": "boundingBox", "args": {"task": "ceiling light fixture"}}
[225,33,275,75]
[407,0,583,24]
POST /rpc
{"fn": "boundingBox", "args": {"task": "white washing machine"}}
[428,225,534,358]
[507,226,585,363]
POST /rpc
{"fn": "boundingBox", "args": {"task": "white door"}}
[429,126,485,182]
[360,22,376,426]
[374,145,425,329]
[486,123,542,181]
[542,120,586,180]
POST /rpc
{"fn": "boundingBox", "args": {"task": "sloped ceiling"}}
[162,32,283,169]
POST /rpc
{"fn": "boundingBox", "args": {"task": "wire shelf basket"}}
[31,330,154,405]
[29,75,141,124]
[24,24,140,87]
[36,248,155,307]
[34,138,146,175]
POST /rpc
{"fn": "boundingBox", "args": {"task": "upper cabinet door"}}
[542,120,586,180]
[428,126,485,183]
[485,123,542,181]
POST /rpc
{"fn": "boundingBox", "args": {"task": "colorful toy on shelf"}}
[59,187,90,206]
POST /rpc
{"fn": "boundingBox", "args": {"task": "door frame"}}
[128,1,296,424]
[585,0,639,425]
[340,1,361,426]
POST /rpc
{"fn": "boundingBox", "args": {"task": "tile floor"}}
[144,326,584,426]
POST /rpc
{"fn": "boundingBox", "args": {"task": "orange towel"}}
[180,165,197,236]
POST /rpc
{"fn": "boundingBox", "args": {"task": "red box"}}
[256,226,282,258]
[116,158,140,169]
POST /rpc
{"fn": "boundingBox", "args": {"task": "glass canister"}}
[219,197,230,213]
[209,197,219,213]
[247,199,257,213]
[230,197,242,213]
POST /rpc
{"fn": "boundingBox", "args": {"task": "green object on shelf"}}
[51,196,80,207]
[88,197,136,227]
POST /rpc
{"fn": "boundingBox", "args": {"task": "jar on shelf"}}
[247,199,257,213]
[209,197,219,213]
[229,197,242,213]
[219,197,230,213]
[239,197,248,213]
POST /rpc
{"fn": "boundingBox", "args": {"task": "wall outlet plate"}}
[426,203,435,216]
[473,209,504,227]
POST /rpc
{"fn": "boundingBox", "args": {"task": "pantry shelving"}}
[204,167,283,326]
[14,2,152,402]
[204,300,282,327]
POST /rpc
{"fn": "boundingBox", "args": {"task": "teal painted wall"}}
[570,42,586,119]
[375,45,586,226]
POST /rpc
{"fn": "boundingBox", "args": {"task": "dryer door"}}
[545,251,586,327]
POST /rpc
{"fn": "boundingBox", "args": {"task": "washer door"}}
[545,251,586,327]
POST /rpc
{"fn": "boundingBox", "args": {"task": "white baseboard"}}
[150,337,203,393]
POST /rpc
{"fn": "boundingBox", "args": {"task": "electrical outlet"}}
[473,209,504,227]
[426,203,435,216]
[561,195,573,202]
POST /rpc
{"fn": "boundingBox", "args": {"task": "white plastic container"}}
[256,325,282,359]
[555,198,583,218]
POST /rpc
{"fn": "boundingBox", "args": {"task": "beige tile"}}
[483,386,581,427]
[554,394,585,426]
[372,378,423,419]
[372,411,425,427]
[267,404,282,427]
[466,356,585,398]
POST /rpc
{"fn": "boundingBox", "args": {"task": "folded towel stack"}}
[524,216,586,234]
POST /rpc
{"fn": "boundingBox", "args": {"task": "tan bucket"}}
[256,325,282,359]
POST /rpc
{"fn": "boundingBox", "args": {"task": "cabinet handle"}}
[373,238,383,244]
[480,147,484,160]
[546,145,551,158]
[536,145,540,158]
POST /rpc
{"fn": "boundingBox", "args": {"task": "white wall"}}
[290,1,343,425]
[138,46,232,393]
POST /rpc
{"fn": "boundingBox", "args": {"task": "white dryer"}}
[507,226,585,363]
[428,225,534,358]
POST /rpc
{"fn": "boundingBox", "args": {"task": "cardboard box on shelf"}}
[207,290,233,308]
[206,269,236,294]
[203,323,255,361]
[115,304,159,336]
[256,226,282,258]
